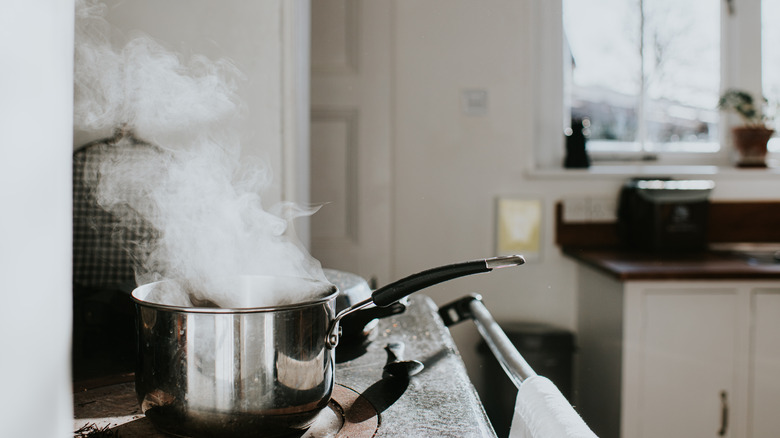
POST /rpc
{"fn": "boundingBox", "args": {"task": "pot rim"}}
[131,276,339,314]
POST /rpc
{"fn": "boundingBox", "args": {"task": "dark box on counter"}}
[617,178,715,252]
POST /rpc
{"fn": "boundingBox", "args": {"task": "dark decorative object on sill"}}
[564,117,591,168]
[718,89,775,168]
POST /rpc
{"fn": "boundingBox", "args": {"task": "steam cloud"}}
[74,0,241,144]
[74,0,327,307]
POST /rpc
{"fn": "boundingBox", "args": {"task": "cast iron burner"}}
[302,384,378,438]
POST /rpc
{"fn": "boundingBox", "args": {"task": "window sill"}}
[527,163,780,180]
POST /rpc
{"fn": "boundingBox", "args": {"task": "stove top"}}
[73,296,496,437]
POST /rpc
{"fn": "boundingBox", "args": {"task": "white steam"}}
[74,0,242,146]
[74,0,327,307]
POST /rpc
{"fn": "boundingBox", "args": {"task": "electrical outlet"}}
[562,198,590,222]
[590,197,617,222]
[561,196,617,223]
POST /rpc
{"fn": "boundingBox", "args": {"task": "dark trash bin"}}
[478,322,574,438]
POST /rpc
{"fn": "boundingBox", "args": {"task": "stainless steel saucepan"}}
[130,255,524,437]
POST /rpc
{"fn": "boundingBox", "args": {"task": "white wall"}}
[393,0,585,331]
[0,1,75,437]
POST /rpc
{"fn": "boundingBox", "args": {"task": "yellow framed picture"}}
[496,198,542,261]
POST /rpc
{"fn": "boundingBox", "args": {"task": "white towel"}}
[509,376,598,438]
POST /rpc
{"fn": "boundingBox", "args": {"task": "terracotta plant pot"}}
[731,126,774,167]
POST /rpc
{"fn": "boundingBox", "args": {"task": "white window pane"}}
[565,0,641,96]
[564,0,720,152]
[764,0,780,101]
[763,0,780,152]
[642,0,719,145]
[642,0,719,107]
[564,0,641,143]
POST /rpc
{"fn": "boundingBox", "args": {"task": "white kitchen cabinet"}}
[575,264,780,438]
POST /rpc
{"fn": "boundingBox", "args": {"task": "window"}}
[764,0,780,152]
[560,0,777,162]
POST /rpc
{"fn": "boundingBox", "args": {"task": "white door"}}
[310,1,392,285]
[637,289,739,438]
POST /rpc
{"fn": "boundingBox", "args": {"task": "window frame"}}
[532,0,769,170]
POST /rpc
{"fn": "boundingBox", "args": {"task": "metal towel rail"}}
[438,293,537,388]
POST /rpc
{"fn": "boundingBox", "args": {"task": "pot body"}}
[132,278,337,438]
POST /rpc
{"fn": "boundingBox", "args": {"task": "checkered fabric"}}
[72,136,159,290]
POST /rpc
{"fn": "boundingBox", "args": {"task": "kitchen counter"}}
[73,295,496,437]
[562,246,780,281]
[555,199,780,282]
[569,247,780,437]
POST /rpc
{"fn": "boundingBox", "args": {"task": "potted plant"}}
[718,89,775,167]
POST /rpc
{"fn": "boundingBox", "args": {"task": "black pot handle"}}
[371,255,525,306]
[326,255,524,348]
[372,260,486,307]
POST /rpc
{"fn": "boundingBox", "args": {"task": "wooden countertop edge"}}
[562,246,780,281]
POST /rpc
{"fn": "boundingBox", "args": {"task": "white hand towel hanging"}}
[509,375,598,438]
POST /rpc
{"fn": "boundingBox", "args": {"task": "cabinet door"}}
[638,290,739,438]
[749,289,780,437]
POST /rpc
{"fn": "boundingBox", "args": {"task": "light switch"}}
[462,89,488,115]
